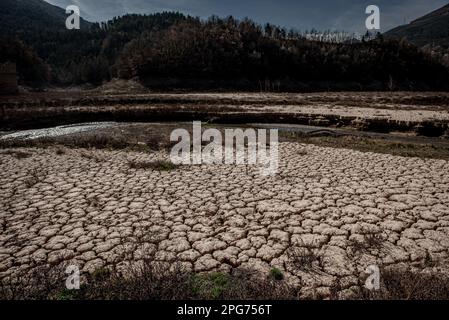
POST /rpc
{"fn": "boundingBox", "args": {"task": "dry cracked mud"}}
[1,142,449,298]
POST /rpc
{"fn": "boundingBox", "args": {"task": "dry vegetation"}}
[127,159,179,171]
[2,253,449,300]
[0,150,33,159]
[0,231,297,300]
[0,262,298,300]
[2,122,449,161]
[0,124,178,152]
[281,133,449,160]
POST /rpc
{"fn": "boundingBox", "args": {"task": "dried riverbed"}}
[3,92,449,136]
[2,91,449,299]
[1,142,448,298]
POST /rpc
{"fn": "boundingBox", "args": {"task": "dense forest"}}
[2,10,449,91]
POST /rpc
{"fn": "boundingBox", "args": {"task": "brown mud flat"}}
[2,92,449,137]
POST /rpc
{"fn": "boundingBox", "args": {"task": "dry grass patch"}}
[24,169,47,188]
[80,151,105,162]
[286,247,322,273]
[353,268,449,300]
[0,150,33,159]
[128,159,178,171]
[348,233,385,257]
[0,261,297,300]
[281,133,449,160]
[55,146,66,155]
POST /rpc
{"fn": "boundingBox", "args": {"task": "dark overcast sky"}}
[45,0,448,32]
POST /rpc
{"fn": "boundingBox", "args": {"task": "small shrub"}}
[269,268,284,281]
[354,268,449,300]
[189,272,231,299]
[80,151,104,162]
[24,169,46,188]
[380,269,449,300]
[287,247,320,272]
[348,232,385,257]
[91,267,112,281]
[55,146,66,155]
[54,288,80,301]
[128,160,178,171]
[86,195,100,208]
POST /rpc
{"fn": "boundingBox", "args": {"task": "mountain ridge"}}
[0,0,91,33]
[385,3,449,47]
[1,0,449,91]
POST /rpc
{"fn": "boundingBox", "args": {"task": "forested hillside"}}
[0,0,91,31]
[385,4,449,47]
[2,0,449,90]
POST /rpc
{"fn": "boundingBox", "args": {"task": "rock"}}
[194,254,220,272]
[77,243,95,253]
[193,238,227,254]
[268,229,290,243]
[178,249,201,262]
[83,258,105,273]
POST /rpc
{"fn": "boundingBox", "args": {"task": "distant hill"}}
[385,3,449,47]
[1,0,449,90]
[0,0,91,34]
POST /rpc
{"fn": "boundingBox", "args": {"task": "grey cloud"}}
[44,0,448,32]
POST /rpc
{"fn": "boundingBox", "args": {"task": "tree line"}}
[1,12,449,90]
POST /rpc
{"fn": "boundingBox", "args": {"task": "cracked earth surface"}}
[1,143,449,297]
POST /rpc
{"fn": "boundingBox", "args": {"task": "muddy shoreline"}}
[2,105,449,137]
[2,92,449,137]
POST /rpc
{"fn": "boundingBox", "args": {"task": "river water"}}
[0,121,446,147]
[0,122,117,140]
